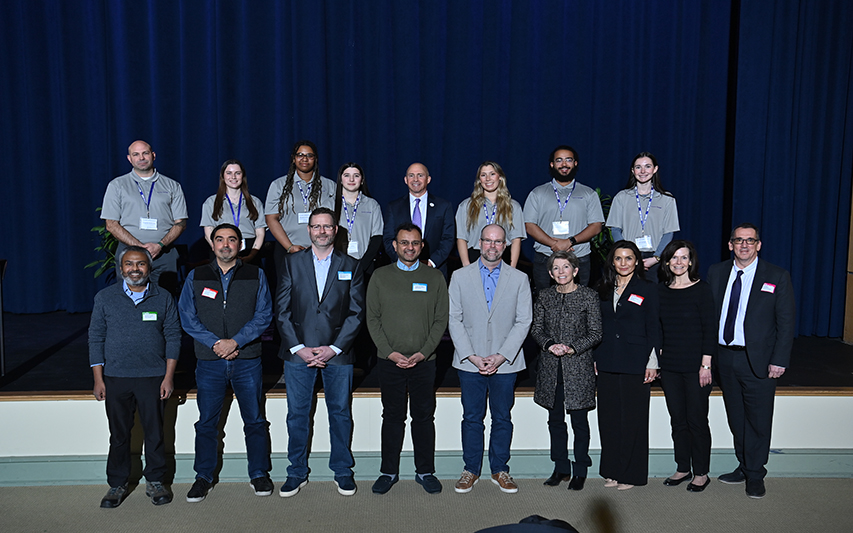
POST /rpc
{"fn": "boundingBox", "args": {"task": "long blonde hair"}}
[466,161,514,231]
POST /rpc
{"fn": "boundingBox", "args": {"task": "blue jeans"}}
[283,360,354,479]
[458,370,517,476]
[194,357,270,482]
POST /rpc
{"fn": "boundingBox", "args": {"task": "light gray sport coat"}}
[448,261,533,374]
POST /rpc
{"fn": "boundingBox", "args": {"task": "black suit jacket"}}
[707,259,795,377]
[276,248,365,365]
[382,192,455,276]
[594,276,661,375]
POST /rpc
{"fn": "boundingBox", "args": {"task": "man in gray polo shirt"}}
[101,140,188,294]
[523,145,603,290]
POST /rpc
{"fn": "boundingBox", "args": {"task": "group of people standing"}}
[88,139,794,509]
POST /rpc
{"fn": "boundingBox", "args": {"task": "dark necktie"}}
[723,270,743,345]
[412,198,422,230]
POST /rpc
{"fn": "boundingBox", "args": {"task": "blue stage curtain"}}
[3,1,850,338]
[732,0,853,336]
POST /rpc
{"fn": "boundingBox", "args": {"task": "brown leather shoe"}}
[491,472,518,493]
[454,470,479,493]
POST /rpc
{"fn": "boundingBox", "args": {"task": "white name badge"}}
[552,221,570,235]
[338,271,352,281]
[201,287,218,299]
[139,217,158,230]
[634,235,653,251]
[241,240,246,251]
[412,283,428,292]
[347,240,359,255]
[627,294,645,306]
[761,283,776,293]
[142,311,158,321]
[298,212,310,224]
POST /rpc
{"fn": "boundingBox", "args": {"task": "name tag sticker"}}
[552,221,570,235]
[628,294,645,306]
[412,283,428,292]
[201,287,218,299]
[347,241,359,254]
[761,283,776,293]
[139,217,158,230]
[142,311,158,321]
[338,271,352,281]
[634,235,653,251]
[298,212,310,224]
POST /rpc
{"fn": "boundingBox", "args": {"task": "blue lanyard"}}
[483,200,497,224]
[552,180,576,219]
[296,180,312,208]
[342,193,361,235]
[634,186,654,235]
[226,192,243,227]
[135,179,156,217]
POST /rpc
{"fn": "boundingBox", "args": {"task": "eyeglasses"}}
[309,224,335,231]
[730,237,759,245]
[295,153,316,160]
[480,238,505,246]
[396,240,422,247]
[553,157,574,164]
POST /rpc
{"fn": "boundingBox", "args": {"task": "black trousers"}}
[597,371,650,486]
[716,346,777,481]
[104,375,167,487]
[660,369,712,475]
[547,368,592,476]
[377,358,437,475]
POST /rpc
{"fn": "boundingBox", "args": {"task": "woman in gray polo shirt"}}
[455,161,526,267]
[605,152,680,281]
[333,162,384,275]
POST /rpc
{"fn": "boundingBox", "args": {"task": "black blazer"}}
[382,192,455,277]
[275,248,365,365]
[594,276,661,375]
[707,259,795,377]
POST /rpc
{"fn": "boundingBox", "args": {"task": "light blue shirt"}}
[122,280,149,306]
[313,250,334,301]
[396,259,420,272]
[718,258,759,346]
[478,259,502,312]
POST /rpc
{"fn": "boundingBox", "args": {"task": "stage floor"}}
[2,311,852,394]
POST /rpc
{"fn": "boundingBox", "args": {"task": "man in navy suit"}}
[383,162,455,277]
[707,223,795,499]
[276,207,365,498]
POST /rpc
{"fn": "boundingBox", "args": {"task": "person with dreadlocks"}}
[264,140,336,276]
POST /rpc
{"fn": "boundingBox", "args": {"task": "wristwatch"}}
[569,236,578,246]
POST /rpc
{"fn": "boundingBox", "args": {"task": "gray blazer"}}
[448,261,533,374]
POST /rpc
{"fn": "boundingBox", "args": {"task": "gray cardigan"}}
[88,282,181,378]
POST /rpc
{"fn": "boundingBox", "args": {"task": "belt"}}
[719,344,746,351]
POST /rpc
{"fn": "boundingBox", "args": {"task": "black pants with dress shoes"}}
[547,369,591,477]
[378,358,437,475]
[660,369,712,476]
[104,375,167,487]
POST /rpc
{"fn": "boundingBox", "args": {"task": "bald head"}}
[127,140,156,176]
[404,162,431,197]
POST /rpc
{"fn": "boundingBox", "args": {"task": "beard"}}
[549,165,578,184]
[122,271,149,287]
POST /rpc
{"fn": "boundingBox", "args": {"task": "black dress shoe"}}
[543,470,572,486]
[663,472,693,486]
[686,476,711,492]
[718,468,746,484]
[746,479,766,499]
[371,475,398,494]
[568,476,586,491]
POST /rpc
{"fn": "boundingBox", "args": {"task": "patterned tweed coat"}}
[531,285,602,411]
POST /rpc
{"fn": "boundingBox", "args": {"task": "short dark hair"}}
[549,145,579,163]
[730,222,760,242]
[395,222,422,240]
[546,250,580,273]
[117,245,152,266]
[659,239,700,285]
[309,206,338,226]
[211,223,242,243]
